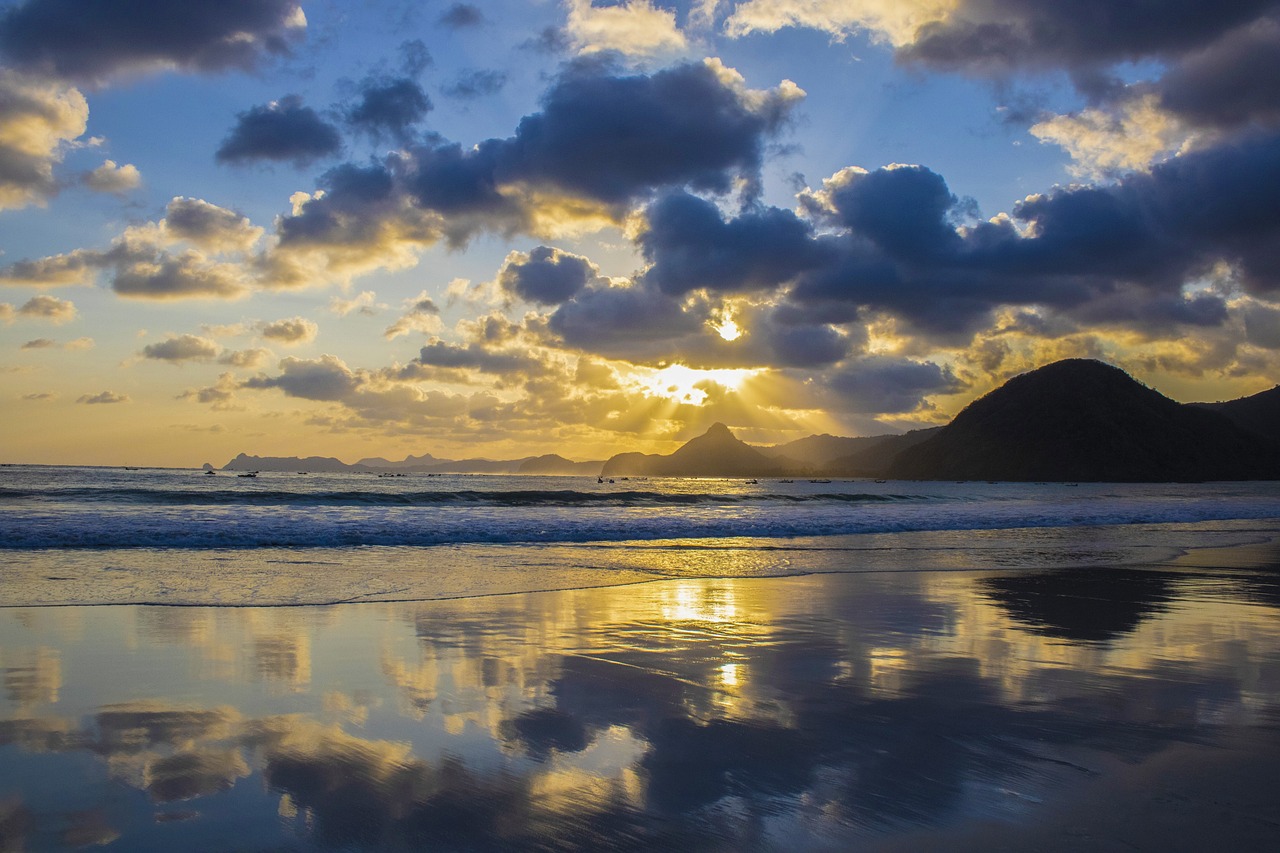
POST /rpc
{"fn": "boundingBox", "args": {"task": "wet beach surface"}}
[3,534,1280,850]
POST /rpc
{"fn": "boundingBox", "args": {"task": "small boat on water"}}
[237,472,258,478]
[809,478,831,484]
[203,470,216,476]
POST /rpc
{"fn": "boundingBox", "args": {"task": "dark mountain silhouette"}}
[1193,385,1280,444]
[517,454,605,475]
[826,428,941,476]
[887,359,1280,482]
[761,434,878,467]
[601,423,800,477]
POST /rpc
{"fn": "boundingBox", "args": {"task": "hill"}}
[826,428,940,476]
[886,359,1280,482]
[1193,385,1280,443]
[601,423,801,477]
[517,454,606,475]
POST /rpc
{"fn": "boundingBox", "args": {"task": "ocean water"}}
[2,464,1279,606]
[4,465,1280,849]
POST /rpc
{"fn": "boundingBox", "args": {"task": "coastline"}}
[3,527,1280,849]
[4,518,1278,608]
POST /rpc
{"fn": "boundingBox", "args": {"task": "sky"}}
[2,0,1279,467]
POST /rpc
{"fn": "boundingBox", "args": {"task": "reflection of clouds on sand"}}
[2,646,61,709]
[2,548,1280,848]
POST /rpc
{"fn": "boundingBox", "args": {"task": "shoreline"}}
[4,518,1278,609]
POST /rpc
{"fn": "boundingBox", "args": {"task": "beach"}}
[2,470,1280,850]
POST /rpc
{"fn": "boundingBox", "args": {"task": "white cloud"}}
[723,0,954,46]
[83,159,141,194]
[0,69,89,210]
[1030,94,1201,179]
[564,0,688,56]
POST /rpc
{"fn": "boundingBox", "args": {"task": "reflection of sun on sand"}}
[2,531,1280,849]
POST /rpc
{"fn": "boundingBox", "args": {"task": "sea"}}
[4,465,1280,849]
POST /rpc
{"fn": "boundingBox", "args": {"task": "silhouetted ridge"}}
[1194,385,1280,444]
[601,423,798,477]
[887,359,1280,482]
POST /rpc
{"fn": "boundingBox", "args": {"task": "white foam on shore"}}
[5,520,1276,608]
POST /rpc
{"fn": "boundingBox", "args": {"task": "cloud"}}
[1029,94,1197,178]
[21,391,54,400]
[0,69,88,210]
[217,347,271,369]
[0,0,306,84]
[265,60,803,285]
[564,0,688,57]
[140,334,220,363]
[81,159,140,194]
[895,1,1272,75]
[328,290,382,316]
[724,0,953,46]
[637,190,830,296]
[112,252,252,300]
[77,390,128,404]
[0,197,261,297]
[383,291,441,340]
[178,371,243,409]
[497,246,602,305]
[1157,15,1280,131]
[243,354,360,401]
[346,77,431,141]
[441,69,508,100]
[438,4,485,29]
[23,335,94,350]
[16,294,76,323]
[259,317,318,345]
[161,197,263,253]
[216,95,342,167]
[820,356,962,413]
[413,339,544,375]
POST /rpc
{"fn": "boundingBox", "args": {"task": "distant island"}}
[220,359,1280,482]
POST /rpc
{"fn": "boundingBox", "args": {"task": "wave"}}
[0,486,929,508]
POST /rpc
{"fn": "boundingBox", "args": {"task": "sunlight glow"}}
[712,314,742,341]
[631,364,758,405]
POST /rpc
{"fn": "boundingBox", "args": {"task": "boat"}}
[237,472,258,478]
[809,478,831,484]
[204,470,216,476]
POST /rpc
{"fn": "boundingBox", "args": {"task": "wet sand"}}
[2,530,1279,850]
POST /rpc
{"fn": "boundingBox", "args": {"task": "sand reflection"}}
[2,546,1280,848]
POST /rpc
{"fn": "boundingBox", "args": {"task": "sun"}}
[632,364,757,405]
[712,314,742,341]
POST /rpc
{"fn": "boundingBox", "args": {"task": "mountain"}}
[1193,385,1280,444]
[517,454,606,475]
[761,433,884,467]
[601,423,801,477]
[355,452,440,469]
[887,359,1280,482]
[826,428,941,476]
[223,453,369,473]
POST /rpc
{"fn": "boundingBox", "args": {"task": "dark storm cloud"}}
[502,60,795,204]
[437,4,485,29]
[637,191,832,296]
[216,96,342,167]
[273,61,802,254]
[900,0,1279,74]
[784,130,1280,335]
[1157,16,1280,129]
[346,78,432,140]
[548,283,705,355]
[441,69,508,100]
[0,0,304,83]
[822,357,962,414]
[498,246,599,305]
